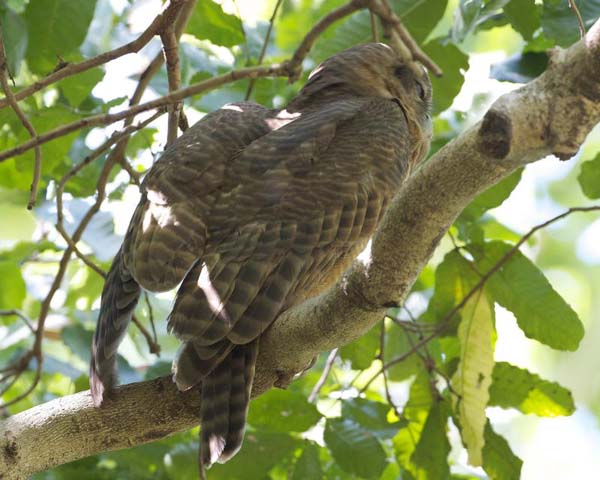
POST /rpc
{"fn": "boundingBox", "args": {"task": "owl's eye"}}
[415,81,425,100]
[394,66,407,78]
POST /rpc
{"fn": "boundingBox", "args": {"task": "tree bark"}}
[2,20,600,480]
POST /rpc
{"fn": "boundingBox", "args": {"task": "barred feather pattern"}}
[91,43,432,469]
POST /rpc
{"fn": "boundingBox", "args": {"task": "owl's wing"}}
[123,102,274,292]
[171,97,412,466]
[90,103,274,404]
[169,96,411,386]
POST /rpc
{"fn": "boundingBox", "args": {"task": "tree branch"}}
[2,16,600,480]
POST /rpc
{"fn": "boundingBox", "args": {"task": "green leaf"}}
[463,169,524,221]
[471,241,584,350]
[16,106,79,181]
[186,0,244,47]
[24,0,97,74]
[164,443,199,480]
[451,0,511,42]
[504,0,540,40]
[411,401,451,480]
[490,52,548,83]
[542,0,600,47]
[393,373,433,474]
[324,417,387,479]
[489,362,575,416]
[210,431,300,479]
[62,324,94,362]
[57,67,104,107]
[291,442,322,480]
[422,39,469,114]
[578,153,600,199]
[482,422,523,480]
[0,8,28,75]
[452,288,495,466]
[339,323,379,369]
[311,0,447,61]
[342,397,402,440]
[421,250,480,326]
[247,389,321,433]
[384,326,422,381]
[0,260,26,309]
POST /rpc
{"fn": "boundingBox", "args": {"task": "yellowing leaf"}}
[452,289,495,466]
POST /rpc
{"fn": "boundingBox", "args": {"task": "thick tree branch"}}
[2,18,600,480]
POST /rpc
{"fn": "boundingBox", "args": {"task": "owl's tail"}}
[197,340,259,467]
[90,248,141,405]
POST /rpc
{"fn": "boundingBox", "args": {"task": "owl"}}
[90,42,432,467]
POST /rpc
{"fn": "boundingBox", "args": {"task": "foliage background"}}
[1,0,599,478]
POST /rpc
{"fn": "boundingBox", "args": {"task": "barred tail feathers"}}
[200,340,259,467]
[90,248,141,405]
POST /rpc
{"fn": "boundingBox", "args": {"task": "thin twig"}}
[0,0,374,163]
[0,64,291,163]
[568,0,586,38]
[0,310,35,333]
[379,320,401,416]
[369,10,379,43]
[0,0,186,111]
[143,291,159,350]
[0,29,42,210]
[245,0,284,100]
[369,0,442,76]
[132,315,161,355]
[308,348,339,402]
[359,205,600,392]
[161,24,182,146]
[288,0,371,82]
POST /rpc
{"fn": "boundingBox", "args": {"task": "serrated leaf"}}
[324,417,387,479]
[24,0,97,74]
[482,422,523,480]
[411,401,451,480]
[504,0,540,40]
[339,323,379,369]
[578,153,600,199]
[342,397,402,440]
[291,442,322,480]
[187,0,244,47]
[247,389,321,433]
[489,362,575,416]
[472,241,584,350]
[452,288,495,466]
[0,260,26,309]
[542,0,600,47]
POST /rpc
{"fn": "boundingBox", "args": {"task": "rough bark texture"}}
[2,20,600,480]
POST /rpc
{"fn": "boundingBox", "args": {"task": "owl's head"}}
[294,43,432,146]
